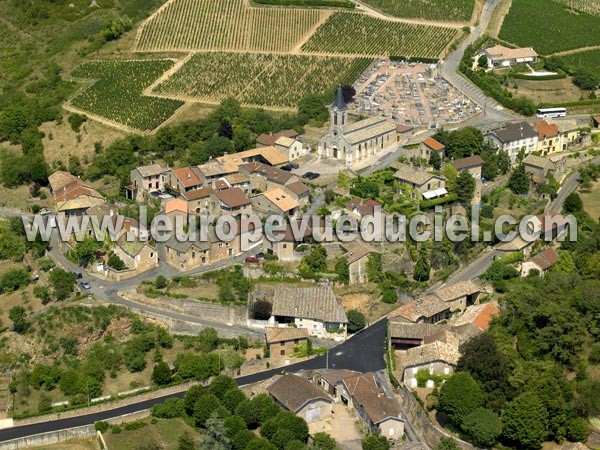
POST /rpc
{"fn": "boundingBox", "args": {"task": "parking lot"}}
[350,59,481,128]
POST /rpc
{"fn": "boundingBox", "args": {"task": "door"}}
[306,407,321,423]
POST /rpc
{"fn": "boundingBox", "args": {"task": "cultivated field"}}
[70,60,184,132]
[135,0,326,52]
[301,12,457,57]
[499,0,600,54]
[359,0,474,22]
[152,52,373,108]
[562,49,600,73]
[557,0,600,16]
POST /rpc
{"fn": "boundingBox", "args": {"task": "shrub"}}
[155,275,168,289]
[95,421,109,433]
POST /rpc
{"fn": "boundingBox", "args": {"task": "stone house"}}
[313,369,360,399]
[533,121,562,156]
[252,188,300,218]
[127,164,166,201]
[262,222,310,261]
[49,171,105,216]
[521,247,559,276]
[285,181,311,207]
[266,327,309,361]
[388,295,451,324]
[523,154,556,182]
[400,340,460,387]
[212,188,251,217]
[420,137,445,160]
[393,164,447,200]
[256,129,300,147]
[433,280,481,311]
[343,244,371,285]
[451,155,484,180]
[112,237,158,273]
[479,45,538,68]
[268,374,333,423]
[182,187,215,216]
[274,136,304,161]
[269,286,348,338]
[389,321,448,350]
[164,238,210,270]
[166,167,203,193]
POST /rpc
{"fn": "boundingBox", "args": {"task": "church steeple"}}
[334,85,347,110]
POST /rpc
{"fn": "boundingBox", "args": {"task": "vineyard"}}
[135,0,326,52]
[70,60,184,132]
[152,52,373,108]
[562,49,600,74]
[300,12,457,57]
[358,0,474,22]
[556,0,600,16]
[499,0,600,54]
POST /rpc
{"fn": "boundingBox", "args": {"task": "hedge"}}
[253,0,354,7]
[390,56,440,64]
[420,193,458,210]
[539,99,600,108]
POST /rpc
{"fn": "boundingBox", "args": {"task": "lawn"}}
[506,77,584,105]
[103,417,200,450]
[499,0,600,54]
[579,179,600,219]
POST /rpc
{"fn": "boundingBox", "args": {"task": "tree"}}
[253,300,272,320]
[312,432,337,450]
[563,193,583,214]
[508,163,531,195]
[435,438,459,450]
[245,438,277,450]
[223,387,247,413]
[461,407,502,447]
[302,245,327,272]
[455,171,475,203]
[155,275,168,289]
[151,362,172,386]
[218,119,234,140]
[194,393,224,427]
[297,94,328,125]
[151,398,184,418]
[341,85,356,103]
[477,54,488,69]
[210,375,237,400]
[178,432,196,450]
[438,372,484,427]
[361,434,389,450]
[9,306,27,333]
[204,415,231,450]
[232,429,256,450]
[366,253,383,282]
[429,150,442,170]
[334,257,349,284]
[108,254,127,271]
[262,411,308,443]
[572,69,599,90]
[497,150,511,175]
[566,417,590,443]
[49,268,76,300]
[346,309,366,333]
[224,415,247,440]
[75,237,100,267]
[271,429,296,449]
[413,253,430,282]
[184,384,206,415]
[502,391,549,450]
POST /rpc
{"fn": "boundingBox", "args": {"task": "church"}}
[318,86,397,166]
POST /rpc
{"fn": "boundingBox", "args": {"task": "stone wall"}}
[0,425,97,450]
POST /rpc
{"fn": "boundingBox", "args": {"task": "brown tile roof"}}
[286,181,310,196]
[434,280,480,303]
[452,155,484,171]
[268,374,331,413]
[402,340,460,371]
[172,167,201,188]
[218,146,288,168]
[257,129,299,146]
[388,295,449,322]
[342,373,401,424]
[316,369,360,387]
[452,303,500,331]
[215,179,229,190]
[48,171,80,192]
[422,137,445,151]
[262,188,299,213]
[215,188,250,208]
[344,245,371,265]
[272,286,347,324]
[396,124,413,134]
[198,159,237,178]
[254,164,295,184]
[265,327,309,344]
[225,172,250,185]
[389,321,447,340]
[165,198,188,214]
[529,247,559,271]
[536,123,559,139]
[182,187,214,201]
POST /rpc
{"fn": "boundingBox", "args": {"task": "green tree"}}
[334,257,349,284]
[178,431,196,450]
[429,150,442,170]
[210,375,237,401]
[461,407,502,447]
[271,429,296,449]
[224,415,247,440]
[48,268,76,300]
[151,362,172,386]
[477,54,488,68]
[563,193,583,214]
[312,432,337,450]
[223,387,247,413]
[508,163,531,195]
[435,437,459,450]
[108,254,127,270]
[572,69,599,90]
[455,171,475,203]
[438,372,484,427]
[502,391,549,450]
[566,417,590,443]
[232,429,256,450]
[194,393,224,428]
[204,415,230,450]
[184,384,206,416]
[245,438,277,450]
[302,245,327,272]
[75,237,100,267]
[346,309,366,333]
[155,275,168,289]
[9,306,27,333]
[366,253,383,282]
[361,434,389,450]
[413,253,430,282]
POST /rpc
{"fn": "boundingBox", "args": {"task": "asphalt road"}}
[0,320,387,442]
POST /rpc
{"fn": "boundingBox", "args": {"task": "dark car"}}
[73,271,83,279]
[281,165,293,172]
[245,256,260,264]
[288,162,299,169]
[255,252,265,259]
[302,172,315,179]
[150,190,161,198]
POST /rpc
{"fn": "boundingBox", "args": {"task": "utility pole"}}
[326,348,329,370]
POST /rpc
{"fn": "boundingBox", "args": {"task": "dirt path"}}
[352,0,466,28]
[550,45,600,57]
[487,0,511,37]
[291,10,332,53]
[142,53,193,95]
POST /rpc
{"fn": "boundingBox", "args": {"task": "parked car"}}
[73,271,83,279]
[39,208,51,215]
[150,190,161,198]
[245,256,260,264]
[255,252,265,259]
[280,165,293,172]
[302,172,320,180]
[79,281,91,290]
[287,162,299,169]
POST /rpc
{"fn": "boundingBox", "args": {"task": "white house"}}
[479,45,538,68]
[485,122,538,162]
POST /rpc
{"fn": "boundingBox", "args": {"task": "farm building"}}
[478,45,538,68]
[268,374,332,423]
[318,86,397,166]
[521,247,559,277]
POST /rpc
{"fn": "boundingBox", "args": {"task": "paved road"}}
[0,319,387,442]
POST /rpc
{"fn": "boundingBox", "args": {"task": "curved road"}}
[0,320,387,442]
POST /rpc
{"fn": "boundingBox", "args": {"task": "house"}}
[182,187,215,216]
[479,45,538,68]
[285,181,311,207]
[523,154,556,182]
[267,374,332,423]
[533,121,561,155]
[245,163,299,192]
[550,118,587,150]
[593,116,600,129]
[223,173,251,194]
[389,321,448,350]
[164,238,210,270]
[318,86,397,166]
[313,369,360,399]
[274,136,304,161]
[496,235,535,256]
[388,295,451,324]
[485,122,538,162]
[451,303,500,331]
[269,286,348,338]
[217,146,289,170]
[127,164,166,201]
[452,155,485,180]
[48,171,105,216]
[521,247,559,276]
[343,244,371,285]
[197,159,238,188]
[262,222,310,261]
[265,327,309,360]
[165,198,189,226]
[166,167,203,193]
[346,198,382,219]
[213,188,251,217]
[112,237,158,273]
[420,137,445,160]
[340,372,404,439]
[433,280,480,311]
[393,164,447,200]
[256,129,299,147]
[401,340,460,387]
[252,188,300,217]
[396,124,414,138]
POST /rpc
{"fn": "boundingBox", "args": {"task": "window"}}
[280,341,285,346]
[294,339,299,344]
[150,252,154,258]
[192,252,195,258]
[283,244,288,249]
[280,349,285,356]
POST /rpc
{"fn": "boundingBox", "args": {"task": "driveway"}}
[309,403,363,450]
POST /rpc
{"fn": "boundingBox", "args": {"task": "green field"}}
[301,12,457,57]
[358,0,474,22]
[562,49,600,73]
[70,60,184,132]
[136,0,325,52]
[557,0,600,16]
[499,0,600,54]
[153,52,373,108]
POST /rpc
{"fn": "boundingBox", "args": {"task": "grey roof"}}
[268,374,332,413]
[316,369,360,386]
[393,164,445,187]
[523,154,554,169]
[136,164,165,178]
[164,235,210,253]
[333,85,347,110]
[490,122,537,143]
[389,321,447,340]
[272,286,348,324]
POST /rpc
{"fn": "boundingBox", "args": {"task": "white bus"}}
[536,107,566,118]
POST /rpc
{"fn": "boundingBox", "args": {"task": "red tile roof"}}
[172,167,201,188]
[423,137,445,151]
